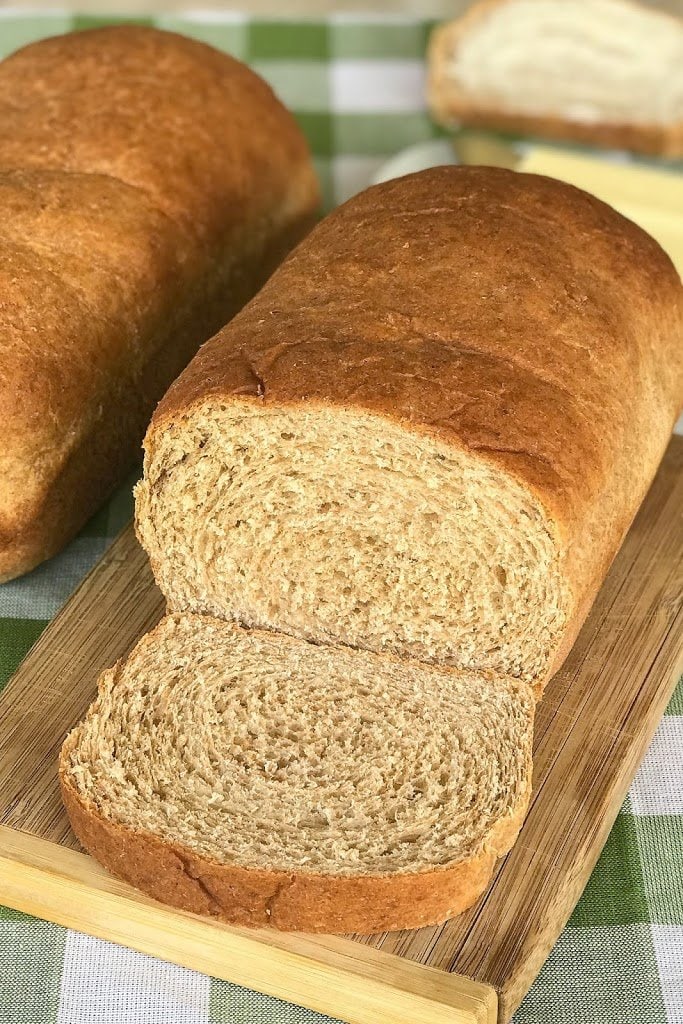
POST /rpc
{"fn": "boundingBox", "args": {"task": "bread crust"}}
[426,0,683,159]
[60,740,529,934]
[0,26,319,581]
[145,166,683,690]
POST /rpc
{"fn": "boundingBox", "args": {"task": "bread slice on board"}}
[60,614,534,934]
[135,166,683,695]
[0,26,318,582]
[427,0,683,158]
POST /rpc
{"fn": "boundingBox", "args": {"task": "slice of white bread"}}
[60,614,534,933]
[428,0,683,157]
[135,167,683,695]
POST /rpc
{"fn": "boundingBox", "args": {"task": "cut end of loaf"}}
[61,614,533,931]
[136,403,567,684]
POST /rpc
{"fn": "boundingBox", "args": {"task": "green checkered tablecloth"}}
[0,10,681,1024]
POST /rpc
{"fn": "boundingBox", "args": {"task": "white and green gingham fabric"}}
[0,11,681,1024]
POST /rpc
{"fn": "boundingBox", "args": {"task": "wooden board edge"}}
[1,520,160,684]
[0,827,497,1024]
[497,616,683,1020]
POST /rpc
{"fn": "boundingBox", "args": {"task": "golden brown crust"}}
[0,26,318,246]
[150,166,683,688]
[60,752,528,933]
[0,27,319,581]
[427,1,683,159]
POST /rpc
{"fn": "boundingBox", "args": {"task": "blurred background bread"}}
[428,0,683,157]
[0,25,318,582]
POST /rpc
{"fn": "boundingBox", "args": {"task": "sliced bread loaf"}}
[135,167,683,693]
[60,614,534,933]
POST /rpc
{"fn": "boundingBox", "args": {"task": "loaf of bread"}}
[428,0,683,158]
[0,26,318,581]
[63,166,682,934]
[60,613,534,933]
[136,166,683,694]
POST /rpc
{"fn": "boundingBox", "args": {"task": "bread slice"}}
[427,0,683,158]
[135,167,683,695]
[60,614,534,933]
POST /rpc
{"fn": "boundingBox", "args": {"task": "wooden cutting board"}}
[1,436,682,1024]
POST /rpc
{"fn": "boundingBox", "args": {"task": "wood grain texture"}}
[0,828,495,1024]
[0,530,163,846]
[0,436,681,1024]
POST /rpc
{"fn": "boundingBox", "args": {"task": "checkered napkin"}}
[0,12,681,1024]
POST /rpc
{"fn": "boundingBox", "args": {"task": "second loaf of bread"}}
[0,26,318,581]
[136,166,683,692]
